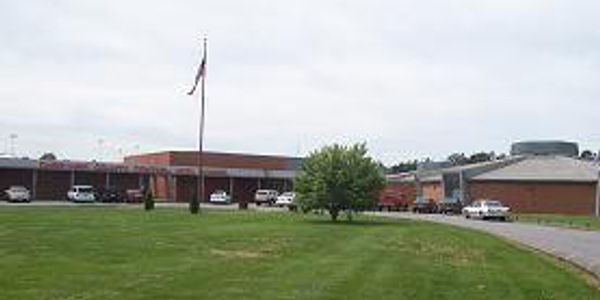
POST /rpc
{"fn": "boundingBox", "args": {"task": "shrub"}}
[144,190,155,211]
[295,143,385,221]
[189,196,200,214]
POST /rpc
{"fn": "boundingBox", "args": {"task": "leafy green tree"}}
[294,143,385,221]
[468,151,493,164]
[388,160,418,174]
[447,152,468,166]
[39,152,57,161]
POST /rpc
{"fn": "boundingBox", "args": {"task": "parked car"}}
[5,186,31,202]
[275,192,295,207]
[67,185,96,202]
[254,189,279,206]
[462,199,511,221]
[97,187,124,203]
[412,197,437,213]
[209,190,231,204]
[125,189,144,203]
[437,198,463,214]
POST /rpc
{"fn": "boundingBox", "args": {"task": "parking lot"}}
[0,200,290,212]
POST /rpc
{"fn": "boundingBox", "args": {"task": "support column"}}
[105,173,110,189]
[257,178,262,190]
[172,176,178,202]
[167,175,176,202]
[459,170,467,204]
[229,177,234,202]
[70,170,75,187]
[415,173,422,201]
[165,175,170,200]
[138,174,143,189]
[31,169,38,200]
[594,170,600,218]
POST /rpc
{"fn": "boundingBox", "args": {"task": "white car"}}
[462,200,510,221]
[67,185,96,202]
[209,190,231,204]
[5,186,31,202]
[275,192,295,207]
[254,189,279,206]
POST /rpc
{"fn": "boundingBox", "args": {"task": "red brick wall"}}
[149,175,170,199]
[37,170,71,200]
[124,152,171,165]
[170,152,293,170]
[125,151,296,170]
[109,173,140,191]
[233,178,259,204]
[175,175,196,202]
[381,182,416,203]
[0,169,33,192]
[422,182,443,202]
[74,171,106,188]
[204,177,230,202]
[468,181,596,215]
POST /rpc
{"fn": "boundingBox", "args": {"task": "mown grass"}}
[516,213,600,231]
[0,207,598,300]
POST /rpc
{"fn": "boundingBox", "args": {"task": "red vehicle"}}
[125,189,144,203]
[377,183,415,211]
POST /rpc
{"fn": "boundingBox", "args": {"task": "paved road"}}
[372,212,600,277]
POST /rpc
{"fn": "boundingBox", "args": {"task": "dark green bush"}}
[144,191,155,211]
[189,196,200,214]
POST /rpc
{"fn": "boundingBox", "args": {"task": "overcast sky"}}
[1,0,599,164]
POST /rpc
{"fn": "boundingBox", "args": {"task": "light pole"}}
[97,138,104,161]
[9,133,18,157]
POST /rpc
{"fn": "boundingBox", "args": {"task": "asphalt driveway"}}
[373,212,600,277]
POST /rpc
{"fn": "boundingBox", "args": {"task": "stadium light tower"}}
[9,133,18,157]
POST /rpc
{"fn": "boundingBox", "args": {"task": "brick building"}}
[0,151,300,203]
[0,158,149,201]
[124,151,300,203]
[405,142,600,216]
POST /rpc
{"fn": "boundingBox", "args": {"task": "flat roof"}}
[471,156,599,183]
[0,158,296,179]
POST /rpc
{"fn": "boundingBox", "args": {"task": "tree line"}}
[385,149,599,174]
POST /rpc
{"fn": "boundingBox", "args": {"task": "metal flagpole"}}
[198,36,207,208]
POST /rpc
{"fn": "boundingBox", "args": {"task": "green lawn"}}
[516,213,600,231]
[0,207,598,300]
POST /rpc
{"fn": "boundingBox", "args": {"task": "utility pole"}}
[97,138,104,161]
[9,133,17,157]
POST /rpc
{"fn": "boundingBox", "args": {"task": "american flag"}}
[187,53,206,96]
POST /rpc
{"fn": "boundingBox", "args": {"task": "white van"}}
[254,189,279,206]
[67,185,96,202]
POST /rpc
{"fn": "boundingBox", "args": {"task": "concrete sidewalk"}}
[372,212,600,277]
